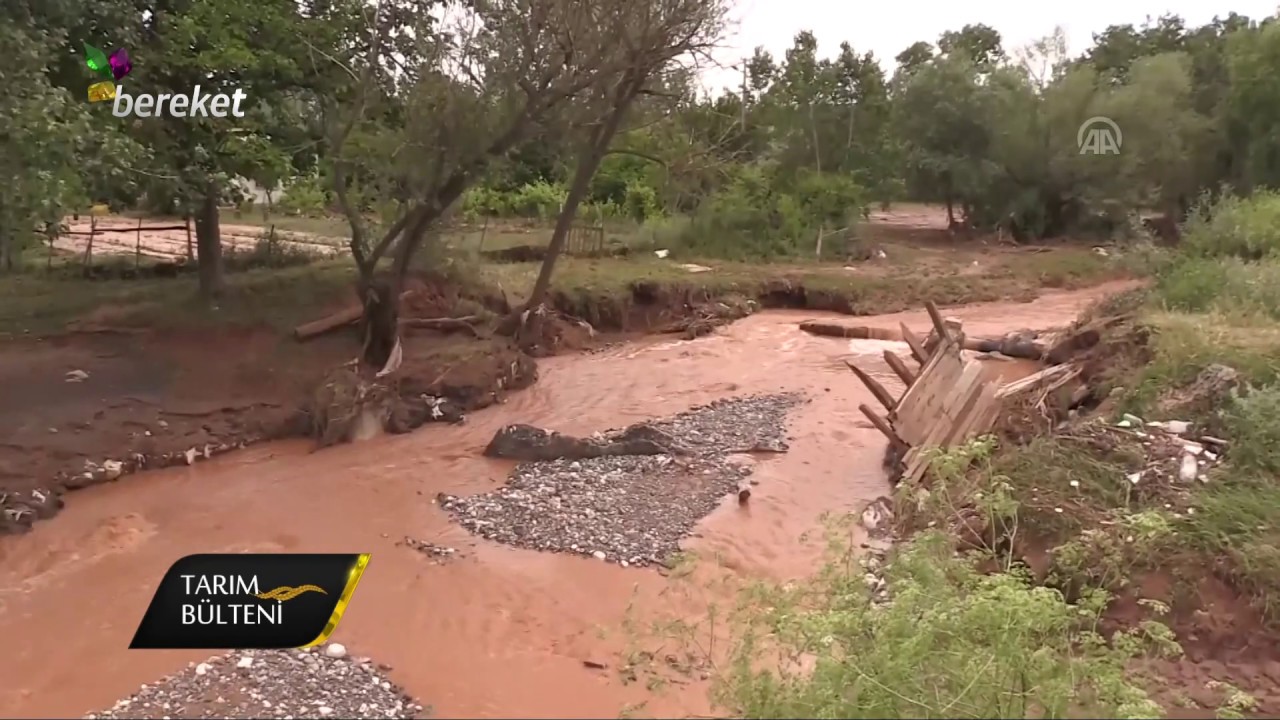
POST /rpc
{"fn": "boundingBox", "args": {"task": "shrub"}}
[277,177,329,217]
[1181,191,1280,260]
[716,530,1174,719]
[1156,255,1280,319]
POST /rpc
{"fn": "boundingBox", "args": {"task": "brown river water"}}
[0,283,1129,719]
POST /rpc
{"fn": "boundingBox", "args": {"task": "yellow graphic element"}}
[88,81,117,102]
[256,584,328,602]
[300,554,371,648]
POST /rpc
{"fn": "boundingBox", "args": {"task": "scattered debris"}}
[65,369,90,383]
[398,537,460,563]
[653,249,670,259]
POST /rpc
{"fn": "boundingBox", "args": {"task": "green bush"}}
[1222,384,1280,474]
[673,167,813,258]
[277,177,329,217]
[716,530,1174,719]
[1182,191,1280,260]
[1156,255,1280,318]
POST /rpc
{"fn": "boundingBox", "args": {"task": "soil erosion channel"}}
[0,284,1126,719]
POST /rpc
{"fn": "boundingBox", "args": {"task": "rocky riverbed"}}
[440,393,805,566]
[85,646,427,719]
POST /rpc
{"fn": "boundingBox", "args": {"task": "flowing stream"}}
[0,282,1130,718]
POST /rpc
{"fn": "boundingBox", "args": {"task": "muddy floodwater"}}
[0,283,1130,719]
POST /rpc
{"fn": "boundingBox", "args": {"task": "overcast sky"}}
[698,0,1278,93]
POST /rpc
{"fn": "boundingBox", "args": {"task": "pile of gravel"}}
[86,645,427,720]
[440,393,804,567]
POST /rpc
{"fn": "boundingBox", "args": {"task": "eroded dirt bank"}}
[0,266,1126,535]
[0,283,1131,719]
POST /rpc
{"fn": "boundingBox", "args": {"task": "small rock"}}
[236,655,254,669]
[318,707,333,716]
[194,663,211,676]
[65,369,90,383]
[591,550,607,561]
[324,643,347,659]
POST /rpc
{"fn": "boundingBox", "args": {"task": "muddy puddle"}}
[0,282,1130,719]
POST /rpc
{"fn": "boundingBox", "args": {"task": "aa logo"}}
[130,553,370,649]
[1078,116,1122,155]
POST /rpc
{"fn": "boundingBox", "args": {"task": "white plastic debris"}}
[1127,472,1142,485]
[102,460,123,481]
[1069,480,1080,488]
[654,249,670,259]
[1179,453,1199,483]
[65,369,89,383]
[1164,420,1191,435]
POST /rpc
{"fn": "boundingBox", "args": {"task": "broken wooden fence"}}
[850,301,1006,483]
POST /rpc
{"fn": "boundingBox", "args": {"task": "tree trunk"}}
[194,186,224,301]
[525,81,640,311]
[357,206,436,368]
[359,276,400,370]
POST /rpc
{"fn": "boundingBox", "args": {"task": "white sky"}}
[699,0,1279,92]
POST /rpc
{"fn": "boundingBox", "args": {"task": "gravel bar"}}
[440,393,805,566]
[86,645,427,719]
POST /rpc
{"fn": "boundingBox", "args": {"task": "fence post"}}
[83,216,97,276]
[816,224,825,260]
[135,216,143,269]
[268,224,277,264]
[185,216,194,262]
[477,216,489,253]
[46,222,55,271]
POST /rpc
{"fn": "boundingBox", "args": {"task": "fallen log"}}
[400,315,484,336]
[798,321,902,340]
[799,319,1045,361]
[294,290,414,341]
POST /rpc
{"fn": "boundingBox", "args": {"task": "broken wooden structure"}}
[850,301,1082,483]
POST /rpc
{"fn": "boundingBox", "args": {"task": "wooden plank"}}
[896,360,963,441]
[936,365,992,448]
[901,360,985,481]
[894,336,960,412]
[883,350,916,386]
[846,360,897,411]
[859,403,907,451]
[996,365,1080,399]
[896,344,964,433]
[899,322,928,364]
[924,301,951,344]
